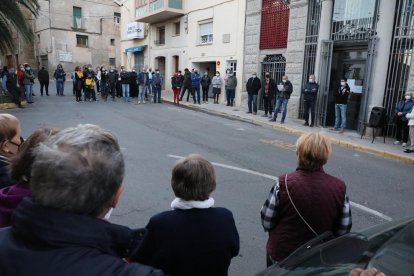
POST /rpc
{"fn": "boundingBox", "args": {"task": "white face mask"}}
[309,79,314,83]
[103,208,113,220]
[406,95,412,100]
[341,81,346,86]
[282,80,286,83]
[216,74,219,77]
[252,75,256,78]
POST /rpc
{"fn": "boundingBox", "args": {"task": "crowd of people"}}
[1,112,387,275]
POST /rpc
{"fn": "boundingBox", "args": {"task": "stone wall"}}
[284,0,308,118]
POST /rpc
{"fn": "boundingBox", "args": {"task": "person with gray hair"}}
[0,124,165,276]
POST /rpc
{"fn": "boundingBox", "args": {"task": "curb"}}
[163,98,414,164]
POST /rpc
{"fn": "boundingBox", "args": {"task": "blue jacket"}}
[138,72,148,85]
[0,198,165,276]
[191,73,201,88]
[135,207,240,276]
[395,99,414,122]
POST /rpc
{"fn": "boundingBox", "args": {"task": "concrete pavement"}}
[161,91,414,164]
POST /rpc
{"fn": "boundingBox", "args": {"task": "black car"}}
[257,217,414,276]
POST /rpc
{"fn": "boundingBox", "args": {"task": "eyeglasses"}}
[7,136,24,149]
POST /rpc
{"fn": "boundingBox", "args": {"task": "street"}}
[4,82,414,276]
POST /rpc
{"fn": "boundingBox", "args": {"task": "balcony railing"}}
[136,0,184,24]
[72,16,86,30]
[154,39,165,46]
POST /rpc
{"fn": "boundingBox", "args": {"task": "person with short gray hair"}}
[0,124,165,276]
[135,154,239,276]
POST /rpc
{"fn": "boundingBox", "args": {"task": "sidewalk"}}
[161,91,414,164]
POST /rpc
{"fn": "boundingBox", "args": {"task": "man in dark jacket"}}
[179,68,193,102]
[303,74,319,127]
[0,124,164,276]
[333,78,351,133]
[270,75,293,123]
[3,69,22,108]
[261,73,276,118]
[200,71,211,103]
[246,72,262,114]
[108,68,118,101]
[38,67,50,96]
[120,66,131,102]
[129,69,138,98]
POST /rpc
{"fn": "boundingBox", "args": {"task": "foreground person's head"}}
[171,154,216,201]
[296,132,332,171]
[0,114,22,157]
[30,124,124,218]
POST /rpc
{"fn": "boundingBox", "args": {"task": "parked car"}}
[256,217,414,276]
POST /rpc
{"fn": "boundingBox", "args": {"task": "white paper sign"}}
[127,22,145,39]
[58,51,73,62]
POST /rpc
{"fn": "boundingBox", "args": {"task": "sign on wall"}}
[127,22,145,39]
[58,51,73,62]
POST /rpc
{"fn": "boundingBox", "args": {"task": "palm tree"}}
[0,0,39,55]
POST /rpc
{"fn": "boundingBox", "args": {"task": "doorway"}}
[327,46,368,130]
[193,61,216,98]
[134,52,144,72]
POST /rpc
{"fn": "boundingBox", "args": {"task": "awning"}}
[125,45,146,53]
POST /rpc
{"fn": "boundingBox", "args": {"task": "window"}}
[76,35,88,47]
[199,22,213,45]
[155,27,165,45]
[110,38,115,46]
[227,61,237,77]
[260,0,290,49]
[114,12,121,24]
[174,22,180,36]
[109,58,116,66]
[73,6,82,29]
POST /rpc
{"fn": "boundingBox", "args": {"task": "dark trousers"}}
[192,86,200,104]
[180,85,192,101]
[40,82,49,95]
[154,85,161,103]
[7,86,21,107]
[396,119,409,143]
[109,83,116,99]
[202,86,209,102]
[263,96,273,115]
[75,88,82,101]
[226,88,235,106]
[304,100,316,125]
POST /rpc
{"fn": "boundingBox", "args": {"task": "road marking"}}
[168,154,392,221]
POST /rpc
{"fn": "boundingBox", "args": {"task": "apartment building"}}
[120,0,246,105]
[247,0,414,135]
[34,0,121,71]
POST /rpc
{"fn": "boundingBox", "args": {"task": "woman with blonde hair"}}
[261,132,352,266]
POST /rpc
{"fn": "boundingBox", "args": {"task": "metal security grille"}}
[316,41,333,127]
[298,0,322,118]
[383,0,414,136]
[331,0,379,41]
[259,55,286,110]
[260,0,290,49]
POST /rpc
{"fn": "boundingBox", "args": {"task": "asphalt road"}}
[4,82,413,276]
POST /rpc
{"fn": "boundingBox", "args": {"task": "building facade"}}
[34,0,121,72]
[246,0,414,135]
[120,0,247,105]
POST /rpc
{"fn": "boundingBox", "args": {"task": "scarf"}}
[171,197,215,210]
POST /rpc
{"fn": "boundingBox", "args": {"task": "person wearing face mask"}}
[153,69,164,103]
[129,68,138,98]
[270,75,293,124]
[171,72,182,104]
[332,78,350,133]
[261,73,276,118]
[119,66,131,103]
[107,67,118,101]
[200,71,211,103]
[404,106,414,153]
[211,71,222,104]
[23,64,36,104]
[191,70,202,104]
[246,72,262,114]
[302,75,319,127]
[0,114,22,189]
[74,66,84,102]
[0,124,165,276]
[394,92,414,147]
[53,64,66,96]
[100,67,109,101]
[3,68,22,108]
[225,70,238,106]
[179,68,193,102]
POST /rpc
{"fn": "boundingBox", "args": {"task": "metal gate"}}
[358,37,377,133]
[316,40,333,127]
[259,54,286,110]
[299,0,322,118]
[383,0,414,137]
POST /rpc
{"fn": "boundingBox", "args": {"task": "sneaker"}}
[404,149,414,153]
[394,140,401,145]
[143,100,146,104]
[246,111,252,114]
[339,128,344,133]
[402,143,408,147]
[138,101,141,104]
[303,122,309,126]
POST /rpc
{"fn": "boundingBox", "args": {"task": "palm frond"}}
[0,0,39,55]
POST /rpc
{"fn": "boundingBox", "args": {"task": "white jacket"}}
[406,107,414,126]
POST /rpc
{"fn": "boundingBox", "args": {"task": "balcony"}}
[135,0,184,24]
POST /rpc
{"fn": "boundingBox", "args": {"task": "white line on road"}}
[167,154,392,221]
